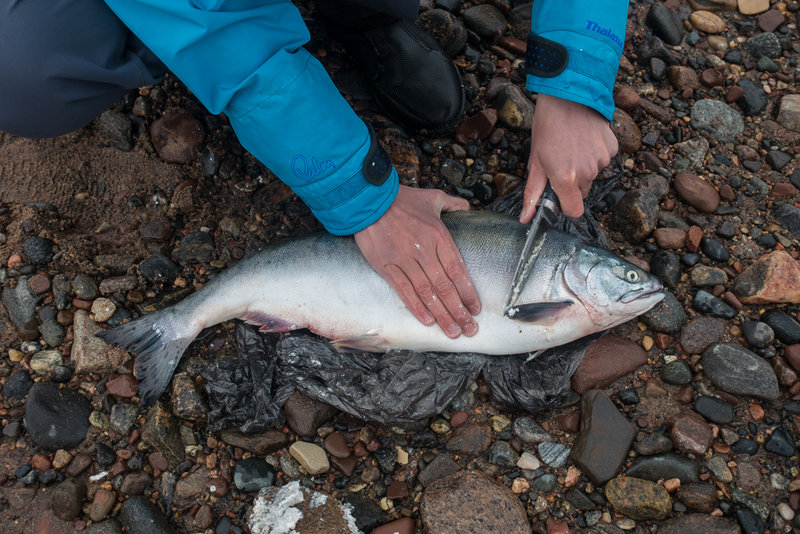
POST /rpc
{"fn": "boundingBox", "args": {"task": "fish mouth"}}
[620,284,664,304]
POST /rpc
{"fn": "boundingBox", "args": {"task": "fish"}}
[97,211,664,405]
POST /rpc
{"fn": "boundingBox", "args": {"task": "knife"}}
[503,183,561,316]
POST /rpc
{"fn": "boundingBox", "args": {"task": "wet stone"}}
[659,514,740,534]
[612,109,643,153]
[139,254,179,285]
[646,3,684,45]
[487,440,519,467]
[745,32,781,58]
[447,424,492,455]
[742,321,774,348]
[731,438,759,455]
[571,334,649,393]
[735,507,764,534]
[462,4,507,40]
[702,343,779,400]
[662,360,693,385]
[30,349,62,374]
[98,110,133,151]
[220,429,289,455]
[737,80,767,116]
[764,425,797,457]
[439,158,466,187]
[773,203,800,238]
[25,382,91,450]
[89,489,116,523]
[642,291,687,334]
[512,417,550,444]
[120,472,154,495]
[50,477,87,521]
[705,456,733,483]
[610,189,660,242]
[141,402,184,467]
[627,453,699,483]
[538,442,570,468]
[374,447,397,474]
[289,441,330,475]
[766,150,791,170]
[700,237,730,262]
[71,273,99,300]
[605,476,672,521]
[670,411,712,455]
[570,390,636,484]
[234,458,276,492]
[777,94,800,132]
[106,373,139,398]
[676,483,717,513]
[681,316,726,354]
[693,396,733,424]
[421,471,530,534]
[635,433,673,456]
[693,290,736,319]
[761,309,800,344]
[690,265,727,287]
[119,495,177,534]
[418,9,467,57]
[691,99,744,142]
[170,373,207,421]
[2,277,40,328]
[283,392,337,438]
[23,236,54,263]
[418,454,460,487]
[734,251,800,304]
[150,109,205,164]
[39,319,65,347]
[495,84,534,130]
[73,310,128,374]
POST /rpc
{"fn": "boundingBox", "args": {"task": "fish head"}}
[563,247,664,328]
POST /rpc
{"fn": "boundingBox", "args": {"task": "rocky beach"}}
[1,0,800,533]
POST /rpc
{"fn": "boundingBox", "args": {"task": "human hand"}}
[354,185,481,338]
[521,93,618,222]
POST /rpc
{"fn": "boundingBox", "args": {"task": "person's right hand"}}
[354,185,481,338]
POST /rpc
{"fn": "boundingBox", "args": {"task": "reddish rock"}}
[386,480,410,499]
[736,461,762,490]
[773,357,799,386]
[88,489,116,522]
[725,85,744,103]
[323,432,351,459]
[673,173,720,213]
[685,226,704,252]
[150,109,205,164]
[757,9,785,32]
[31,453,51,471]
[65,452,92,477]
[446,424,492,455]
[718,183,735,201]
[571,334,648,394]
[106,373,139,398]
[736,144,760,161]
[772,182,798,197]
[699,69,724,88]
[450,411,469,427]
[654,227,687,249]
[371,518,415,534]
[330,455,357,476]
[733,251,800,304]
[785,344,800,373]
[612,108,642,153]
[614,84,641,112]
[148,452,168,472]
[192,505,216,531]
[669,412,712,455]
[456,109,498,144]
[676,483,717,513]
[283,392,337,438]
[27,273,51,295]
[681,317,726,354]
[667,66,700,91]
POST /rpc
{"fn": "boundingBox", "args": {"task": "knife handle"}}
[539,183,559,214]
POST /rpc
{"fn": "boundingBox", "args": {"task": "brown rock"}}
[605,476,672,520]
[736,461,762,490]
[685,225,704,252]
[674,173,720,213]
[773,357,798,386]
[667,66,700,91]
[689,0,737,12]
[654,227,687,249]
[639,98,673,124]
[777,95,800,132]
[676,483,717,512]
[192,505,216,531]
[456,109,498,144]
[757,9,785,32]
[669,412,712,455]
[421,471,531,534]
[31,453,52,471]
[785,344,800,373]
[494,173,522,196]
[772,182,798,197]
[659,514,742,534]
[150,109,205,164]
[726,85,744,103]
[50,478,86,521]
[690,11,726,33]
[119,472,153,495]
[614,85,640,112]
[386,480,410,500]
[611,108,642,153]
[718,184,735,201]
[736,144,760,161]
[106,373,139,398]
[446,424,492,455]
[571,334,648,394]
[283,392,337,438]
[323,432,351,459]
[88,489,116,522]
[699,69,724,88]
[27,273,51,295]
[174,468,211,505]
[450,411,469,427]
[733,251,800,304]
[681,317,726,354]
[371,518,415,534]
[738,0,769,15]
[330,455,357,476]
[418,454,461,487]
[148,452,169,472]
[65,452,92,477]
[219,429,289,455]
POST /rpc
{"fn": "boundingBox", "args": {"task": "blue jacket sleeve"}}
[103,0,398,235]
[526,1,629,121]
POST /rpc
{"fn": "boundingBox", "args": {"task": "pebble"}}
[512,417,550,444]
[610,189,660,242]
[170,373,207,421]
[119,472,154,495]
[24,382,91,450]
[531,473,557,493]
[766,149,791,170]
[71,273,99,300]
[691,99,744,142]
[421,471,529,534]
[777,94,800,132]
[702,343,779,399]
[761,309,800,344]
[651,251,681,288]
[461,4,507,40]
[741,320,774,348]
[690,10,725,33]
[537,442,570,468]
[283,392,336,438]
[447,424,492,454]
[50,478,87,521]
[487,440,519,467]
[139,254,179,285]
[744,32,781,58]
[289,441,330,475]
[516,451,541,471]
[571,334,648,393]
[774,203,800,238]
[39,319,65,347]
[674,137,708,168]
[700,237,730,262]
[690,265,727,286]
[659,514,741,534]
[737,79,767,115]
[642,291,687,334]
[681,317,726,354]
[2,276,39,328]
[570,390,636,484]
[418,454,460,487]
[439,158,466,187]
[119,495,177,534]
[23,236,54,263]
[635,433,673,456]
[495,84,534,130]
[734,251,800,304]
[73,310,128,374]
[89,489,117,522]
[674,173,720,213]
[613,109,643,153]
[29,349,63,374]
[662,360,693,385]
[627,453,699,483]
[654,227,687,249]
[735,507,764,534]
[141,403,184,466]
[693,290,736,319]
[418,9,467,57]
[605,476,672,520]
[233,458,276,492]
[150,109,205,164]
[669,411,712,455]
[764,425,797,457]
[693,396,733,424]
[646,3,684,45]
[98,109,133,151]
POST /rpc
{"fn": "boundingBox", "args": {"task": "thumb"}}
[440,192,470,213]
[522,156,547,223]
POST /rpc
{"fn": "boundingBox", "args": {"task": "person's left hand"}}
[521,93,618,222]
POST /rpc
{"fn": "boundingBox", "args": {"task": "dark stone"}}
[610,189,660,242]
[693,396,733,424]
[618,389,640,405]
[642,291,686,334]
[487,441,519,467]
[23,236,54,263]
[417,9,467,57]
[736,507,764,534]
[344,493,386,533]
[741,321,774,348]
[736,80,767,116]
[702,343,779,400]
[570,390,636,484]
[650,250,681,288]
[766,150,792,170]
[96,443,116,468]
[693,290,736,319]
[233,458,276,492]
[2,277,41,328]
[659,514,740,534]
[646,3,684,45]
[626,453,699,483]
[764,425,797,457]
[98,110,133,151]
[761,309,800,344]
[773,203,800,237]
[745,32,782,59]
[119,495,177,534]
[731,438,759,455]
[283,392,337,438]
[24,382,91,450]
[139,254,179,285]
[50,478,87,521]
[374,447,398,474]
[462,4,507,41]
[418,454,461,487]
[700,237,730,262]
[4,370,34,401]
[662,360,693,385]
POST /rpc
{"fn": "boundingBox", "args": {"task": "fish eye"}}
[625,270,640,283]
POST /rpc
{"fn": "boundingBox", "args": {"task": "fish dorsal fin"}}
[506,300,574,323]
[332,333,389,353]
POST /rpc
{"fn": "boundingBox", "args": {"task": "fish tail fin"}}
[97,309,198,406]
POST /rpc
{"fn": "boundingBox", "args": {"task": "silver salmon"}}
[98,211,664,404]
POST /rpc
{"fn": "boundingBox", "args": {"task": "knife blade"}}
[503,183,560,316]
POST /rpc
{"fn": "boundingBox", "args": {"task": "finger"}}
[381,264,436,327]
[522,156,547,223]
[550,170,585,218]
[436,240,481,334]
[403,260,462,338]
[439,192,471,213]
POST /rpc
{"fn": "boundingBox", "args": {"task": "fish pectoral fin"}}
[332,333,389,353]
[506,300,574,323]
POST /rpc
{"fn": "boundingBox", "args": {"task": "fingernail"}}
[469,305,481,315]
[447,324,461,338]
[422,312,435,325]
[463,321,478,336]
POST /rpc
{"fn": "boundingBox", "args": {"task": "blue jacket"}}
[103,1,626,234]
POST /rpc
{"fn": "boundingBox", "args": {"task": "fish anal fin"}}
[506,300,574,323]
[332,334,389,353]
[243,311,298,333]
